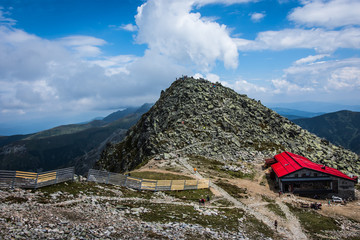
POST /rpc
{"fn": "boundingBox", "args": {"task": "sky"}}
[0,0,360,135]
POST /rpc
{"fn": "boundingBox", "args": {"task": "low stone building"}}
[268,152,358,199]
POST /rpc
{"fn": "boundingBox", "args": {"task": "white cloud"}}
[1,0,254,124]
[0,7,16,26]
[193,73,204,79]
[250,12,265,22]
[0,24,182,115]
[289,0,360,28]
[90,55,138,76]
[193,73,220,83]
[193,0,258,6]
[327,66,360,90]
[271,58,360,101]
[222,78,267,94]
[294,54,330,65]
[271,78,315,94]
[58,35,107,57]
[236,28,360,52]
[135,0,239,71]
[2,0,360,132]
[119,23,138,32]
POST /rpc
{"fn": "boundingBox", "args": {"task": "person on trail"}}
[274,220,278,230]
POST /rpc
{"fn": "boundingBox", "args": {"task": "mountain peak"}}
[97,77,360,175]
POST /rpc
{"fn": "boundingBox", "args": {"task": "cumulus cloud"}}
[193,73,220,82]
[1,0,252,125]
[2,0,360,133]
[250,12,265,22]
[289,0,360,28]
[327,66,360,90]
[221,78,267,94]
[271,78,315,94]
[135,0,239,71]
[271,57,360,101]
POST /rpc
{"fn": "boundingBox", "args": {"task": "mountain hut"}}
[267,151,358,199]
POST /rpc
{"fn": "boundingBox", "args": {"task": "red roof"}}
[271,151,355,181]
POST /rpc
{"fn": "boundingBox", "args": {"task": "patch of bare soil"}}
[321,201,360,222]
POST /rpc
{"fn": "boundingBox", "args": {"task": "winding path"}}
[178,157,308,240]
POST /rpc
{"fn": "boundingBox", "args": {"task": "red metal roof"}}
[271,151,355,181]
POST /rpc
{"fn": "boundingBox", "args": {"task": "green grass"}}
[34,181,118,203]
[96,197,274,238]
[129,171,193,180]
[286,203,340,237]
[212,199,234,207]
[222,169,255,180]
[266,203,286,218]
[188,155,255,180]
[215,180,247,199]
[244,215,275,239]
[261,195,286,218]
[165,188,213,202]
[117,200,245,232]
[188,155,223,168]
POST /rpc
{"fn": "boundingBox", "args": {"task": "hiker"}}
[274,220,278,230]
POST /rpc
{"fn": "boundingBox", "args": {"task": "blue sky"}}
[1,0,360,135]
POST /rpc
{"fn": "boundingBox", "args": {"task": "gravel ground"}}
[0,186,252,240]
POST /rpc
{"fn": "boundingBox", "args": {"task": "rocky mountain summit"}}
[97,77,360,176]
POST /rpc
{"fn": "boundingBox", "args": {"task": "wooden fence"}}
[87,169,210,191]
[0,167,75,189]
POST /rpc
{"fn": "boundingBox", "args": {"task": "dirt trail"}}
[177,157,310,240]
[276,199,308,240]
[177,158,285,235]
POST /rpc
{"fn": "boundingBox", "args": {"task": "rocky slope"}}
[97,77,360,176]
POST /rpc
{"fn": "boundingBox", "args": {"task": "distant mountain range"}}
[293,110,360,155]
[270,107,325,120]
[267,101,360,113]
[0,103,152,174]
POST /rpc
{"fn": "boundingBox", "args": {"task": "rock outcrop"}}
[97,77,360,175]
